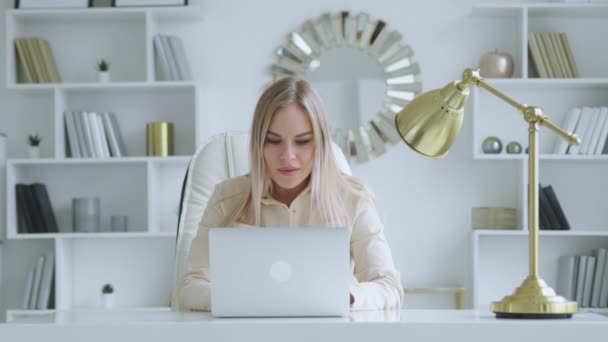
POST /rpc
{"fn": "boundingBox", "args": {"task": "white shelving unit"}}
[470,3,608,308]
[2,5,201,318]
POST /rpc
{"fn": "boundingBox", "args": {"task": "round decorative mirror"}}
[271,11,422,163]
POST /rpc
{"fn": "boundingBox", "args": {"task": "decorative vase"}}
[28,145,40,159]
[479,49,514,78]
[102,293,114,309]
[482,136,503,154]
[146,121,174,156]
[98,71,110,83]
[506,141,523,154]
[72,197,101,232]
[110,215,128,232]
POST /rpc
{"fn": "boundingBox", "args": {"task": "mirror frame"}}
[271,11,422,163]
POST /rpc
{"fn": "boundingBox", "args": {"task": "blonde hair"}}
[225,77,348,226]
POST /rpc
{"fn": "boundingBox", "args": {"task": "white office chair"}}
[171,131,352,311]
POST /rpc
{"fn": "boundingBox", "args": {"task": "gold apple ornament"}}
[479,49,514,78]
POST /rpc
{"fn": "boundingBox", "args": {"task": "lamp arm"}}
[459,69,580,146]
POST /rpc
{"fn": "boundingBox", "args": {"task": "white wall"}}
[0,0,536,309]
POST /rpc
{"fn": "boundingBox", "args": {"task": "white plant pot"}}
[102,293,114,309]
[98,71,110,83]
[28,146,40,159]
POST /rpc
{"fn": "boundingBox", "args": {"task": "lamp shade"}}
[394,81,469,158]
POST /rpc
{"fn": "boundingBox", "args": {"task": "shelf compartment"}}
[55,85,197,158]
[471,84,608,155]
[6,11,147,85]
[6,162,148,238]
[55,238,175,309]
[472,232,608,308]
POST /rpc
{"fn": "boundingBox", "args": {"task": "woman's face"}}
[263,103,315,192]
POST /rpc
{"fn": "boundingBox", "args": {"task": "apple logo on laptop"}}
[269,261,292,283]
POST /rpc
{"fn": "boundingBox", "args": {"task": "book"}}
[528,32,548,78]
[25,38,46,83]
[153,35,171,81]
[15,184,32,233]
[550,32,571,78]
[30,183,58,233]
[108,112,128,156]
[94,112,111,158]
[15,38,38,83]
[539,184,560,230]
[582,255,597,307]
[160,35,179,80]
[534,32,554,78]
[168,35,192,81]
[23,184,45,233]
[556,255,577,301]
[538,200,550,230]
[575,255,587,306]
[33,39,51,83]
[599,251,608,307]
[64,111,81,158]
[540,32,562,78]
[75,111,92,158]
[591,248,607,307]
[560,32,578,78]
[542,185,570,230]
[14,39,34,83]
[39,39,61,83]
[588,107,608,155]
[102,112,121,157]
[568,106,593,154]
[82,111,99,158]
[36,252,55,309]
[595,107,608,155]
[553,107,581,154]
[30,255,45,309]
[580,107,600,155]
[22,268,34,309]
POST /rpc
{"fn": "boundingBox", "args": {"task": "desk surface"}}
[2,308,608,342]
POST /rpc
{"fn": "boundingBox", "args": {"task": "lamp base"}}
[491,275,578,319]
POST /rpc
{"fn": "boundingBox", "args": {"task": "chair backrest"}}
[171,131,352,311]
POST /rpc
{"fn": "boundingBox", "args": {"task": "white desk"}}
[2,308,608,342]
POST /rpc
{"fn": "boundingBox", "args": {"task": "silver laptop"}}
[209,227,350,317]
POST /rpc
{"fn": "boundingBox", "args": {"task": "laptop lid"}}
[209,227,350,317]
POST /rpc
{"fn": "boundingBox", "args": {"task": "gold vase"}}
[146,121,174,157]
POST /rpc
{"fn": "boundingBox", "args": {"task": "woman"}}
[181,77,403,311]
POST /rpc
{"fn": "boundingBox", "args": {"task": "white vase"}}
[28,146,40,159]
[98,71,110,83]
[102,293,114,309]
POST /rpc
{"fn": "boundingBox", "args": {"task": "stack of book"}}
[552,107,608,155]
[153,34,192,81]
[557,248,608,308]
[64,111,127,158]
[528,32,577,78]
[538,184,570,230]
[15,183,59,234]
[14,38,61,83]
[22,252,55,310]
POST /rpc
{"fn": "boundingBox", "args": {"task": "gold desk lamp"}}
[395,68,580,318]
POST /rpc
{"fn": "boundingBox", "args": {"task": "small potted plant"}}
[27,134,41,159]
[96,59,110,83]
[101,283,114,309]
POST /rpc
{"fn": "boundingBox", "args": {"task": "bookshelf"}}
[2,5,201,319]
[470,3,608,309]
